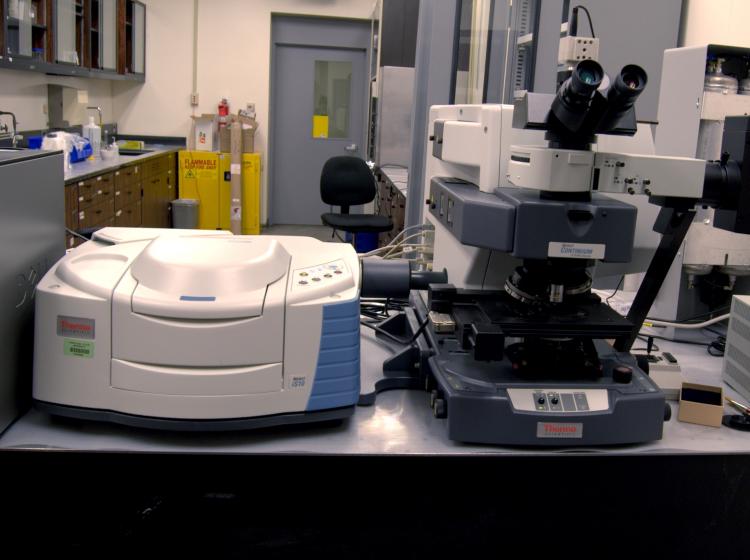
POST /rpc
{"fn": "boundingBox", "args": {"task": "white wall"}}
[680,0,750,48]
[0,69,113,130]
[113,0,375,223]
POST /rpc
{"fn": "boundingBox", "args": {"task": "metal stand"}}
[357,306,433,406]
[615,205,696,352]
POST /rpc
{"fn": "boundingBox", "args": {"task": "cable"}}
[644,313,730,330]
[604,275,624,307]
[638,332,711,347]
[65,227,89,241]
[360,314,431,346]
[360,225,431,257]
[646,306,730,325]
[573,5,595,38]
[707,336,726,357]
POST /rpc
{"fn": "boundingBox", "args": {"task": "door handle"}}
[345,143,358,153]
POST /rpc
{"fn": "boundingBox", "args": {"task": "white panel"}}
[111,360,282,395]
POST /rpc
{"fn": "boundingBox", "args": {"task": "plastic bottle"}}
[82,116,101,158]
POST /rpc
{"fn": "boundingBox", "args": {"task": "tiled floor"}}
[261,224,341,242]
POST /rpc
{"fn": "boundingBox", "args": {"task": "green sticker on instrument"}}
[64,339,94,358]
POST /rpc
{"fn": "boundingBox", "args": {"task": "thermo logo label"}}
[537,422,583,439]
[548,242,605,260]
[57,316,95,339]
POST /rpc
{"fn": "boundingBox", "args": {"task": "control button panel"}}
[294,260,348,287]
[509,388,608,413]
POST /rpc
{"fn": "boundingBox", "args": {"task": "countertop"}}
[378,165,408,197]
[64,145,182,183]
[1,326,748,456]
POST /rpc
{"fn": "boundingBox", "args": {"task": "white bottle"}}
[82,116,101,158]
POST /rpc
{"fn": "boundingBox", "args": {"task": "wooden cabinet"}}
[64,152,176,246]
[117,0,144,75]
[0,0,144,81]
[141,158,174,228]
[376,171,406,247]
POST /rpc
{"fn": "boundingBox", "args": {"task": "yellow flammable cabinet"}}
[178,151,261,234]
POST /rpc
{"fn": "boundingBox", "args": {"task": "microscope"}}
[388,58,750,446]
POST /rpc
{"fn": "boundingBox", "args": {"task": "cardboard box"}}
[219,118,257,153]
[678,382,724,427]
[191,114,218,152]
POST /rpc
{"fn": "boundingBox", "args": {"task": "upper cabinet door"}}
[91,0,116,70]
[100,0,116,69]
[7,0,33,57]
[131,0,144,73]
[55,0,82,65]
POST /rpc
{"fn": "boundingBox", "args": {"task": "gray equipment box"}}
[0,149,65,434]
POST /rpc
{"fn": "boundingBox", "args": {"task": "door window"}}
[312,60,352,139]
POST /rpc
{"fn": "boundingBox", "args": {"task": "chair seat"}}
[321,213,393,233]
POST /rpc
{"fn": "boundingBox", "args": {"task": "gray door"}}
[270,18,370,225]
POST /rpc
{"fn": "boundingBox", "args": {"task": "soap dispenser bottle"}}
[82,116,101,158]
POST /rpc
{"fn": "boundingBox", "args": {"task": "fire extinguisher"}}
[218,97,229,128]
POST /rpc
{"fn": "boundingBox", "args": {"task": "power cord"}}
[604,275,624,307]
[573,5,596,38]
[360,314,431,346]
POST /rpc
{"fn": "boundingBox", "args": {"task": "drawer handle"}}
[115,190,121,196]
[116,171,120,176]
[95,210,102,215]
[116,210,122,217]
[97,176,102,181]
[78,181,84,186]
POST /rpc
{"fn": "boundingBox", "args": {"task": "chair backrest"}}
[320,156,376,213]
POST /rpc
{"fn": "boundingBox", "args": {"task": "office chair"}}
[320,156,393,240]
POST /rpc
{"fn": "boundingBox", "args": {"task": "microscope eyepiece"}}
[550,60,604,134]
[594,64,647,131]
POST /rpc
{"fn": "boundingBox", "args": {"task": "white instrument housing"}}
[33,227,361,426]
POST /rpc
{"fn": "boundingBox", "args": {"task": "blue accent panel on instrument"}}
[179,295,216,301]
[306,298,360,411]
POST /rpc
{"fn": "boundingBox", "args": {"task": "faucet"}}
[0,111,21,147]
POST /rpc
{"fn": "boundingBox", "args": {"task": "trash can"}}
[171,199,199,229]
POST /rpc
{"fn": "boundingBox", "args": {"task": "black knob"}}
[616,161,625,167]
[613,365,633,384]
[551,396,559,405]
[627,187,635,195]
[537,396,546,405]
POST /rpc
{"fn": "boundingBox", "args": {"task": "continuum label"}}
[548,242,605,260]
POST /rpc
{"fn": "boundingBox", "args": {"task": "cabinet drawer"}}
[115,165,140,187]
[115,181,142,209]
[79,197,115,229]
[65,185,79,230]
[77,173,115,209]
[115,200,142,227]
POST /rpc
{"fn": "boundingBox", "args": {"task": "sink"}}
[117,149,154,156]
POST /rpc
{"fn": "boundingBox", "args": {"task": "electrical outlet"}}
[190,92,199,106]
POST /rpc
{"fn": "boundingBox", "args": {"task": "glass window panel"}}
[56,0,77,64]
[133,3,145,73]
[101,0,117,70]
[312,60,352,139]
